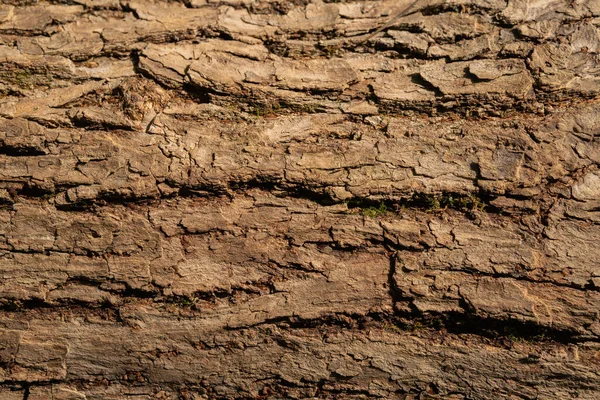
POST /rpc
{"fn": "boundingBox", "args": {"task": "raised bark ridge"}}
[1,0,600,399]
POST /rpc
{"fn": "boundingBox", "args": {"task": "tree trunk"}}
[1,0,599,399]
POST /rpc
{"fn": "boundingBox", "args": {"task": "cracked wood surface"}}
[1,0,600,399]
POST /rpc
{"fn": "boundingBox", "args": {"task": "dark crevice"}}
[119,2,140,19]
[166,281,283,308]
[55,189,167,211]
[12,179,335,211]
[226,310,595,344]
[0,277,282,312]
[0,145,46,157]
[276,185,337,206]
[229,312,385,332]
[15,179,510,216]
[18,182,58,198]
[129,50,146,79]
[176,185,228,199]
[66,276,159,299]
[0,298,54,312]
[419,3,499,16]
[409,73,444,97]
[269,258,329,279]
[227,179,337,205]
[346,190,500,216]
[181,83,214,104]
[387,252,403,305]
[69,117,135,132]
[463,67,489,84]
[394,311,595,344]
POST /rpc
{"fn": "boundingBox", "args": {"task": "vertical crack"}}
[387,251,402,307]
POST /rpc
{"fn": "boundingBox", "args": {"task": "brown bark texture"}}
[1,0,600,399]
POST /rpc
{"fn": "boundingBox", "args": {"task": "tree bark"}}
[1,0,600,398]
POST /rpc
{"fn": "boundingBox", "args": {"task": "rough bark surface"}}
[1,0,600,399]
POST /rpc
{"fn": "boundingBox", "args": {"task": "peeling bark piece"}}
[501,0,599,23]
[529,43,600,97]
[395,270,600,339]
[419,59,534,97]
[428,33,500,61]
[386,30,431,55]
[68,107,137,130]
[396,11,493,41]
[0,5,83,34]
[572,171,600,201]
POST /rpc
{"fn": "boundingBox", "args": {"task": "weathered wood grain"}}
[1,0,599,398]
